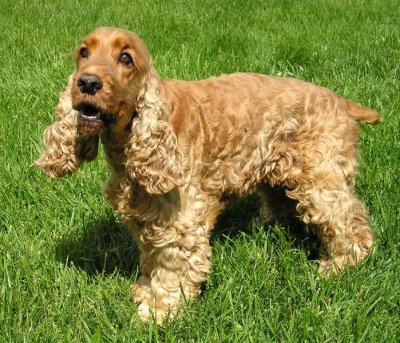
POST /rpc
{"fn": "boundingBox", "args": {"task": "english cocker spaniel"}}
[36,27,381,324]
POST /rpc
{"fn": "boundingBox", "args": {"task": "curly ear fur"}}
[36,78,99,177]
[125,67,184,194]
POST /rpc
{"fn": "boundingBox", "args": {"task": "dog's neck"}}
[100,111,136,174]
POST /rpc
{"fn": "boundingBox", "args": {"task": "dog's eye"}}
[79,47,89,58]
[118,52,133,66]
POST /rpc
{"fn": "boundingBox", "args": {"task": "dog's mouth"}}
[75,103,118,135]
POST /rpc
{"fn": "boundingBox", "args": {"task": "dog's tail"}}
[341,98,382,124]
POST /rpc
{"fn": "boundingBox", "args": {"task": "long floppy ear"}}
[125,67,184,194]
[36,77,99,177]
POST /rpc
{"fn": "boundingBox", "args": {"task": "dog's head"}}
[38,28,183,192]
[71,27,152,136]
[70,27,184,194]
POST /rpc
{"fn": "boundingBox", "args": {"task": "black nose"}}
[77,74,103,95]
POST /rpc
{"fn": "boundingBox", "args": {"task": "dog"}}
[36,27,381,324]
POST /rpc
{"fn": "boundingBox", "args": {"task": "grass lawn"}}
[1,0,399,341]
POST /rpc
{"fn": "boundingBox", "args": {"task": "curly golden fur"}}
[36,27,381,324]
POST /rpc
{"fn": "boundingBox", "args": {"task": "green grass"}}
[1,0,399,341]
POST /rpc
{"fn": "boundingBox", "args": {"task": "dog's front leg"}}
[131,224,212,325]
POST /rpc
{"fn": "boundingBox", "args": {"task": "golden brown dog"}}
[37,27,381,324]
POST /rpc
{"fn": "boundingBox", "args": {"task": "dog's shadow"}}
[56,194,318,278]
[55,214,140,278]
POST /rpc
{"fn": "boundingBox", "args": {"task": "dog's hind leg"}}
[257,184,298,227]
[286,176,373,275]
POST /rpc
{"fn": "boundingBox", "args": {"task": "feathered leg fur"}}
[128,188,222,324]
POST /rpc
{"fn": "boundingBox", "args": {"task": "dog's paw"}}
[137,299,175,326]
[130,276,151,303]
